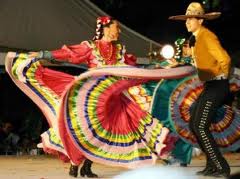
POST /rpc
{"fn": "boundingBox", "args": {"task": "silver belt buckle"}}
[213,74,227,80]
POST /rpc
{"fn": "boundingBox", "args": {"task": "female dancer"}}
[6,16,193,177]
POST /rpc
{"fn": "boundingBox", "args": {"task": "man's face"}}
[103,20,120,41]
[185,18,203,33]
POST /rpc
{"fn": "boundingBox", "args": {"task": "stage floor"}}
[0,153,239,179]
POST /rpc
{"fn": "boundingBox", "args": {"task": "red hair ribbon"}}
[97,16,111,25]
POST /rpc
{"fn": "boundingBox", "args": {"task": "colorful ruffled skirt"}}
[125,70,240,164]
[151,73,240,152]
[5,52,194,168]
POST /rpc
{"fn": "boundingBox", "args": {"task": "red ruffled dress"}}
[5,40,191,168]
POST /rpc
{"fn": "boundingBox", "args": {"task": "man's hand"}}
[167,58,179,68]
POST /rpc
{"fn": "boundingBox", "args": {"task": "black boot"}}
[196,166,215,176]
[80,159,98,178]
[69,164,79,178]
[205,168,230,178]
[204,157,230,178]
[196,158,215,175]
[196,157,230,177]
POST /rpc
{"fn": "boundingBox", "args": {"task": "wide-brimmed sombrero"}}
[169,2,221,20]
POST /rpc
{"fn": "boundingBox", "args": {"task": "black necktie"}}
[189,35,196,47]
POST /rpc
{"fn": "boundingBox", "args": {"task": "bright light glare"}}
[161,45,174,59]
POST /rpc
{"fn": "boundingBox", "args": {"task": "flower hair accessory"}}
[97,16,112,25]
[174,38,186,61]
[93,16,112,40]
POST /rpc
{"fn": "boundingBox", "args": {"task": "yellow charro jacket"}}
[193,26,231,81]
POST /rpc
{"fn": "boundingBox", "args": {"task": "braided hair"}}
[93,16,115,41]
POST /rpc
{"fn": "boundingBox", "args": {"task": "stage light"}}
[160,44,175,59]
[147,44,175,59]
